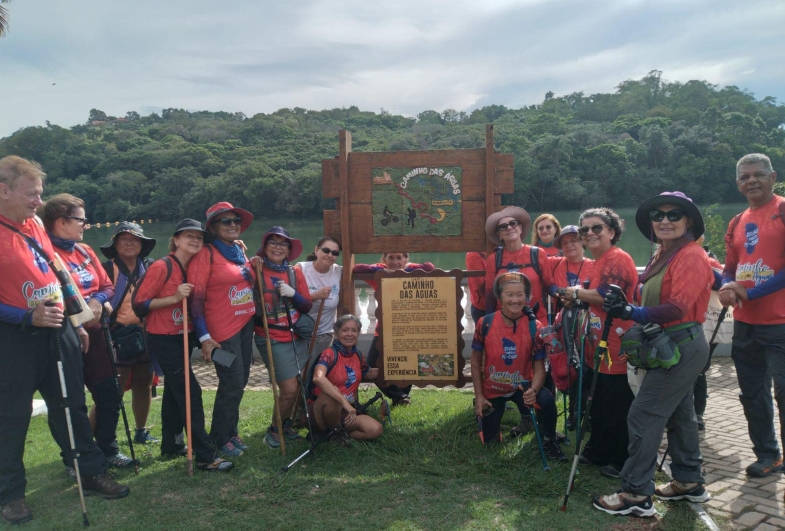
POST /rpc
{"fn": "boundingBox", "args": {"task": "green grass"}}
[16,389,709,530]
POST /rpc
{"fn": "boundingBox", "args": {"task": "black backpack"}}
[305,344,364,401]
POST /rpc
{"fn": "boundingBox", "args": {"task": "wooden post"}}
[485,124,496,250]
[338,130,355,316]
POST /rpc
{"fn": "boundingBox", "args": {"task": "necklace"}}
[566,259,585,286]
[500,310,523,333]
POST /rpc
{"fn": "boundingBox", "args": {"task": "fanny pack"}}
[112,324,146,361]
[267,312,316,340]
[621,321,701,370]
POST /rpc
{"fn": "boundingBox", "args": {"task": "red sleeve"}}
[466,252,487,307]
[316,347,337,368]
[88,245,114,300]
[131,260,168,318]
[664,246,713,317]
[187,246,212,332]
[723,218,740,281]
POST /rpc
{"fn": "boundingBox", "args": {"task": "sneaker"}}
[134,428,159,444]
[197,458,234,472]
[543,437,568,463]
[282,419,303,441]
[81,472,131,499]
[655,480,711,503]
[1,498,33,524]
[65,465,76,479]
[510,417,534,438]
[746,456,784,477]
[600,464,622,479]
[264,427,281,449]
[106,453,136,469]
[161,445,188,459]
[555,431,568,443]
[592,491,655,517]
[217,441,243,457]
[230,436,249,451]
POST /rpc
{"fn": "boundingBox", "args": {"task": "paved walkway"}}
[183,354,782,530]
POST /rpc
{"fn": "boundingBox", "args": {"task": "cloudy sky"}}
[1,0,784,138]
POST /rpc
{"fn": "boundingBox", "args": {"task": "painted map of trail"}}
[371,166,462,236]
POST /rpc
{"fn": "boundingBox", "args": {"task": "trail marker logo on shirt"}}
[745,223,759,254]
[501,337,517,366]
[28,240,49,274]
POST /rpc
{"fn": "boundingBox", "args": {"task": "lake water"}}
[81,204,748,267]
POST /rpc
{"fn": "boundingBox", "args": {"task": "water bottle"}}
[55,269,82,316]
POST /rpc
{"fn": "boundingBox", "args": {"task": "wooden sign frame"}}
[373,268,467,389]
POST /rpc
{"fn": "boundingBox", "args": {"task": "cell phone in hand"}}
[211,348,236,368]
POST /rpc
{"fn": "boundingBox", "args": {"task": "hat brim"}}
[635,195,705,241]
[485,206,531,246]
[174,227,215,245]
[256,233,303,262]
[207,207,254,233]
[99,233,157,260]
[553,230,580,250]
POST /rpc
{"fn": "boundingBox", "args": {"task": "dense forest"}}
[1,70,784,223]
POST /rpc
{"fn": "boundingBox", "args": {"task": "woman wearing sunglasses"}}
[593,192,713,517]
[189,202,257,458]
[531,213,562,257]
[297,236,342,363]
[560,208,637,481]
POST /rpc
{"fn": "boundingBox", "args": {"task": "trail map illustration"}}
[371,166,462,236]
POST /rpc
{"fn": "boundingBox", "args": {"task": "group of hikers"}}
[0,151,783,524]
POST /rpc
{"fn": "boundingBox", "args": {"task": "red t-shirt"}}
[189,245,256,343]
[648,243,713,328]
[254,265,312,342]
[57,244,113,301]
[0,215,63,312]
[584,246,637,375]
[484,245,553,321]
[133,255,192,335]
[724,195,785,325]
[466,252,487,309]
[538,245,561,257]
[471,311,546,399]
[312,346,369,403]
[550,257,595,289]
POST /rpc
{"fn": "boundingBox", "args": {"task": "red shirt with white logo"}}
[133,255,192,335]
[56,244,113,302]
[484,245,553,322]
[312,346,369,403]
[0,214,64,312]
[254,265,311,342]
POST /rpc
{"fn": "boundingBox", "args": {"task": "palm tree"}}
[0,0,10,37]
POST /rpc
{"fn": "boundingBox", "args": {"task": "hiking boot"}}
[197,458,234,473]
[746,456,784,477]
[217,441,243,457]
[1,499,32,524]
[106,452,136,469]
[161,445,188,459]
[81,472,131,499]
[282,419,303,441]
[543,437,568,463]
[65,465,77,479]
[134,428,159,444]
[230,436,249,451]
[655,480,711,503]
[592,491,655,517]
[600,464,621,479]
[264,426,281,449]
[510,417,534,438]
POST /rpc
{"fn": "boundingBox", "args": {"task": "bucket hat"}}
[174,218,214,244]
[99,221,156,259]
[206,202,253,233]
[485,206,531,246]
[635,191,704,240]
[256,225,303,261]
[553,225,581,250]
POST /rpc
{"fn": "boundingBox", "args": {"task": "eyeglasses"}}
[496,220,521,232]
[319,247,340,257]
[578,224,607,236]
[214,217,242,226]
[650,209,685,223]
[267,240,290,249]
[66,216,87,225]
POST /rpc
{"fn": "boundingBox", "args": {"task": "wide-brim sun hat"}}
[205,201,253,233]
[485,206,531,246]
[635,191,704,241]
[174,218,214,244]
[553,225,581,250]
[256,225,303,262]
[99,221,156,259]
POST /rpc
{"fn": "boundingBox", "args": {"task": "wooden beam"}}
[485,124,496,247]
[338,130,355,315]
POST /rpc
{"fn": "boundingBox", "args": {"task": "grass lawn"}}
[16,389,709,530]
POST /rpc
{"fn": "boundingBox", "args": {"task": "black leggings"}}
[481,388,557,443]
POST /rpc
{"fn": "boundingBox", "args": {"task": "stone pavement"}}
[183,354,782,531]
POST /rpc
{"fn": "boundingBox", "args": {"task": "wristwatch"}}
[572,289,580,301]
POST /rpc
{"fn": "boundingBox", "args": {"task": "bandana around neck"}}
[263,256,289,272]
[49,232,76,252]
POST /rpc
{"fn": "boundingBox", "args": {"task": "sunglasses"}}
[214,217,242,226]
[319,247,340,257]
[649,209,685,222]
[578,224,607,236]
[66,216,87,225]
[496,219,521,232]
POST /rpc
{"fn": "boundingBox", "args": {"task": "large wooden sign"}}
[374,269,466,389]
[322,125,513,314]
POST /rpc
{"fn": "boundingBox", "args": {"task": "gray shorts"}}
[254,334,309,383]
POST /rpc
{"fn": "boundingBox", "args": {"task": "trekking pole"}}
[524,384,549,472]
[99,309,139,474]
[182,299,193,476]
[49,309,90,527]
[288,300,324,420]
[281,296,316,440]
[560,284,620,512]
[574,280,591,447]
[279,392,382,475]
[255,263,286,455]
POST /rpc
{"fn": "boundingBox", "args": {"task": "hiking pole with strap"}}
[574,279,591,448]
[255,263,286,455]
[288,300,324,421]
[281,296,316,440]
[99,309,139,474]
[279,392,383,475]
[522,381,549,472]
[49,307,90,527]
[560,284,620,512]
[182,299,193,476]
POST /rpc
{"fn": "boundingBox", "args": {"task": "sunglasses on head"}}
[214,217,242,226]
[578,224,607,236]
[649,209,685,222]
[496,219,521,232]
[320,247,340,257]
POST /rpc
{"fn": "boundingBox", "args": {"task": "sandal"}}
[197,458,234,472]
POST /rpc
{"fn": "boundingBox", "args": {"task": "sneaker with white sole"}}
[282,419,303,441]
[592,491,655,517]
[655,480,711,503]
[217,441,243,457]
[134,428,159,444]
[230,436,249,451]
[746,456,783,477]
[264,426,281,449]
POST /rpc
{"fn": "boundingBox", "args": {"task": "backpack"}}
[131,255,186,320]
[305,344,364,402]
[494,245,542,279]
[543,310,578,392]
